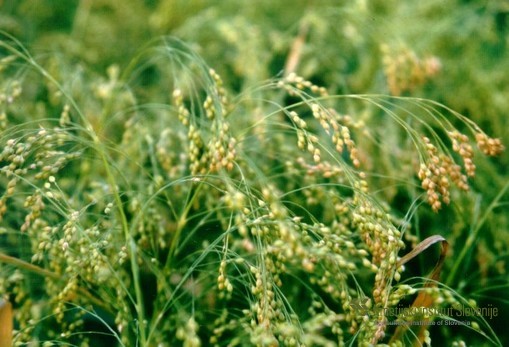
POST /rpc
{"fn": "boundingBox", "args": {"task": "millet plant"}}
[0,1,508,346]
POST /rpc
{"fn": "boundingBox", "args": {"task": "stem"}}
[0,252,108,310]
[446,180,509,285]
[165,179,206,268]
[96,134,147,346]
[0,252,58,279]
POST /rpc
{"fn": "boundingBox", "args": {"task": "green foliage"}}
[0,1,507,346]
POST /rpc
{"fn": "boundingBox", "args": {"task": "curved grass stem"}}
[96,137,148,346]
[446,180,509,286]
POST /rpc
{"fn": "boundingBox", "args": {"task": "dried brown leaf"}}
[0,299,12,347]
[390,235,449,345]
[284,21,309,75]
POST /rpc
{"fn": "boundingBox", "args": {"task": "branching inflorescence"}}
[0,36,504,347]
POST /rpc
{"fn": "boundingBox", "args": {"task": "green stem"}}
[165,179,206,268]
[0,252,58,279]
[96,135,147,346]
[446,180,509,286]
[0,252,108,310]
